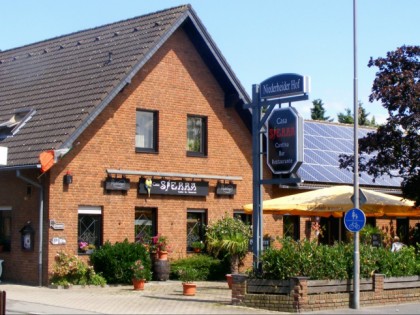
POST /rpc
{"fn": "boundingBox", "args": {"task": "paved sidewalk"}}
[2,281,420,314]
[1,281,283,314]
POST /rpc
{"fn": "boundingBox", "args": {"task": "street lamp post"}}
[353,0,360,310]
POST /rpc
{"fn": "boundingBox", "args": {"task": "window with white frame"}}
[136,109,158,152]
[78,206,102,254]
[0,108,35,139]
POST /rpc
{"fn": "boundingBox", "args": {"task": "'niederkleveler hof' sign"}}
[138,178,209,196]
[260,73,310,99]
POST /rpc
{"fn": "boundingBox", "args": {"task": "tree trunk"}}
[231,254,239,274]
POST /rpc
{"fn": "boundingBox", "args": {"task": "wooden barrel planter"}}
[153,259,170,281]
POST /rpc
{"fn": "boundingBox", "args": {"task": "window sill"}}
[135,148,158,154]
[186,152,207,158]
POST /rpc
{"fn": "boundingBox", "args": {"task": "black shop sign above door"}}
[216,183,236,196]
[138,178,209,197]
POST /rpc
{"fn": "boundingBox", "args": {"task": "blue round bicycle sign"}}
[344,208,366,233]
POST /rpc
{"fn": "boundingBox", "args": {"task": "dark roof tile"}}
[0,5,191,167]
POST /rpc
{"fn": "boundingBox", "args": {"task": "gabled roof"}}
[0,5,250,169]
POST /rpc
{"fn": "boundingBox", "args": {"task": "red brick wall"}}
[0,169,46,285]
[40,28,273,282]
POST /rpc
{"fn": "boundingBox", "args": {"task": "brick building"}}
[0,5,278,286]
[0,5,415,286]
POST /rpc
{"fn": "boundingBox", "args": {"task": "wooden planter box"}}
[231,274,420,313]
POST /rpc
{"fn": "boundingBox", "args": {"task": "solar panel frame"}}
[298,121,402,188]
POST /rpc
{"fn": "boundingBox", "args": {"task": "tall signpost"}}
[244,73,310,271]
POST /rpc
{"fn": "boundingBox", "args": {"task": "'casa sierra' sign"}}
[260,73,310,99]
[138,178,209,196]
[266,107,304,174]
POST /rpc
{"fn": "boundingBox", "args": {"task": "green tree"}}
[205,214,252,274]
[310,99,333,121]
[339,46,420,206]
[358,102,377,126]
[337,108,354,124]
[337,103,376,126]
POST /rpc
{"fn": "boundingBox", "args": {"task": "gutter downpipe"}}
[16,170,43,287]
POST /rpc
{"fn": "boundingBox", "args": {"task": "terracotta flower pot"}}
[158,250,168,260]
[193,248,201,253]
[132,278,146,290]
[182,282,197,296]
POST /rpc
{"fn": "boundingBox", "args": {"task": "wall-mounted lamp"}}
[63,171,73,185]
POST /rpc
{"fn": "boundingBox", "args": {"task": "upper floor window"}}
[136,110,158,153]
[186,115,207,156]
[0,108,35,140]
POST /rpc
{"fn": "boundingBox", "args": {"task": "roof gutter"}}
[0,164,39,172]
[16,170,44,287]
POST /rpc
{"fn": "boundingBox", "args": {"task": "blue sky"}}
[1,1,418,124]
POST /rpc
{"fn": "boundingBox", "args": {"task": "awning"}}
[243,185,419,218]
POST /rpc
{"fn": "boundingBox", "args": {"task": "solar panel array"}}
[298,121,402,187]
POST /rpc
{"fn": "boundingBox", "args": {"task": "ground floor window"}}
[187,210,207,251]
[397,218,409,244]
[234,210,252,225]
[366,217,376,227]
[135,207,157,244]
[319,217,347,245]
[0,206,11,252]
[284,215,300,240]
[78,206,102,254]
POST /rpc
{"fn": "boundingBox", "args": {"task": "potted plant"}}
[190,241,205,253]
[130,259,152,290]
[178,267,201,296]
[152,234,170,260]
[79,241,96,254]
[205,214,252,289]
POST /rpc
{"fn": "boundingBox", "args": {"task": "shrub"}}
[90,239,151,284]
[259,238,420,280]
[191,241,205,250]
[178,267,201,283]
[206,214,252,274]
[170,254,228,281]
[49,251,106,286]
